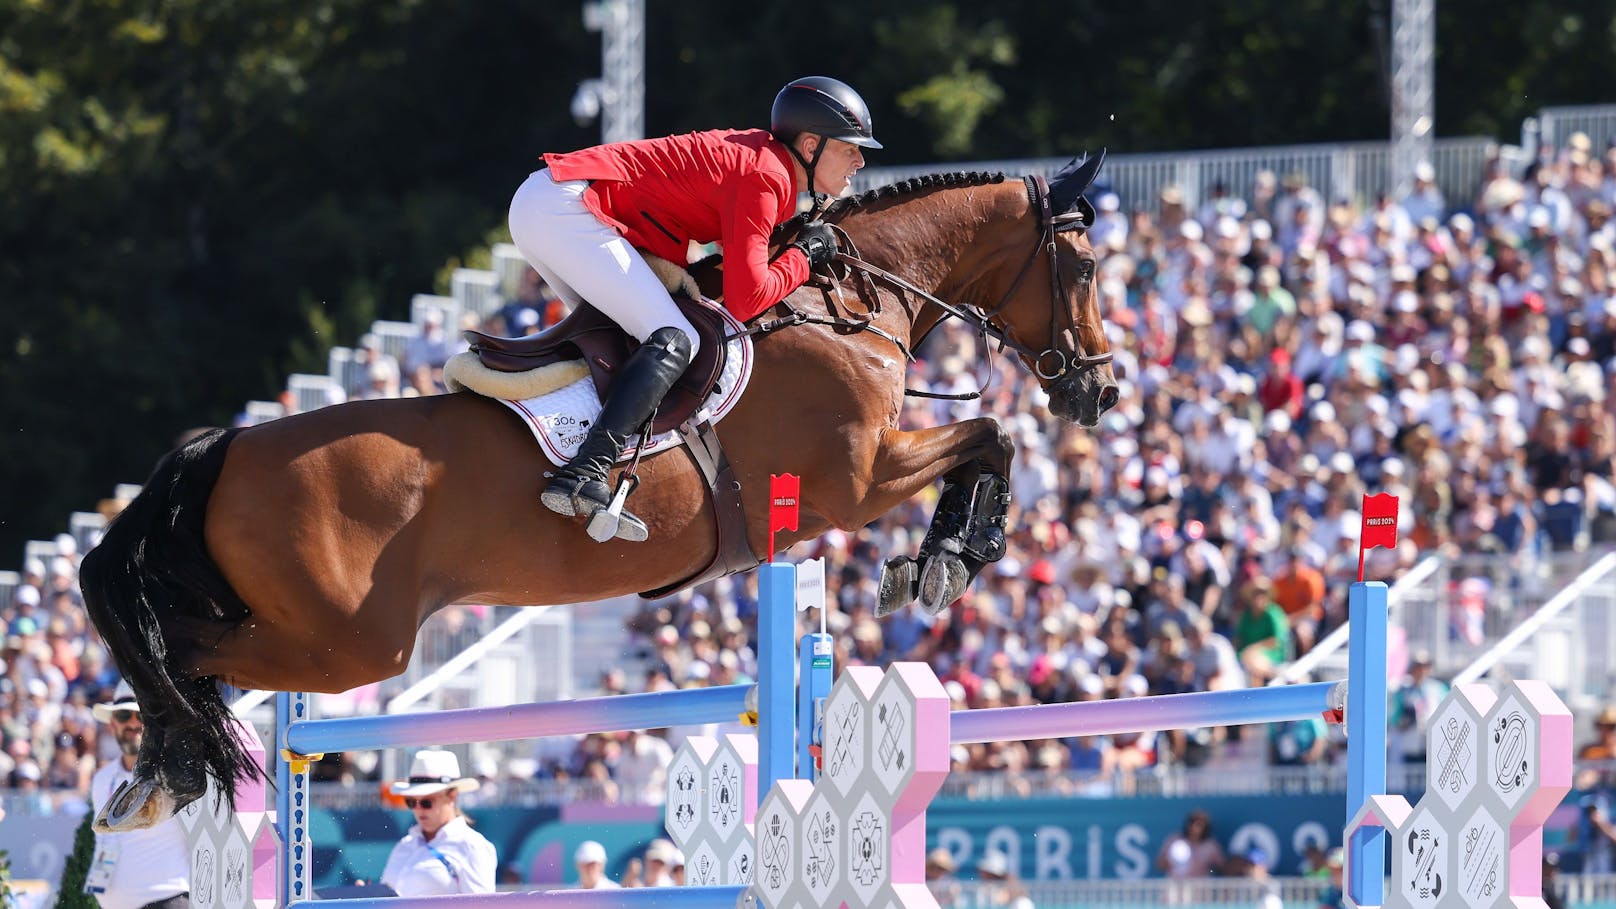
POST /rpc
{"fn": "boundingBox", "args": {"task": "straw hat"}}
[389,749,480,797]
[92,681,140,723]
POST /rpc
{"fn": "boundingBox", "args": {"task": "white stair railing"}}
[1452,551,1616,688]
[1269,556,1442,686]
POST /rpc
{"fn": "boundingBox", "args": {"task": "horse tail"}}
[79,426,260,809]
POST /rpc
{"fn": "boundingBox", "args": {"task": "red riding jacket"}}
[544,128,811,322]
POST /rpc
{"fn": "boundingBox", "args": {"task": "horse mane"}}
[823,171,1009,221]
[756,170,1012,253]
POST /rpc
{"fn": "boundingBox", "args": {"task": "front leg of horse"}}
[878,463,1013,616]
[828,418,1014,617]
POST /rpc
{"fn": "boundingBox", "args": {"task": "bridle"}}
[823,174,1114,396]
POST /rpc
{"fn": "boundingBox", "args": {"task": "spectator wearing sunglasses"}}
[380,749,497,896]
[87,681,189,909]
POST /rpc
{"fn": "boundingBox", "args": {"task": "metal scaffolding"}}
[1389,0,1434,197]
[572,0,645,144]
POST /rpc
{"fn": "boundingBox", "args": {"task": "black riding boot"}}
[540,326,693,541]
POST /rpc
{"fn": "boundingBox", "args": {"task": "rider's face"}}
[799,135,865,196]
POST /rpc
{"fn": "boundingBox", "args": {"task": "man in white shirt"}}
[87,683,190,909]
[614,729,674,805]
[380,749,498,897]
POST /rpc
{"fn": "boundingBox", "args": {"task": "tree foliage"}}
[3,0,1616,557]
[52,812,98,909]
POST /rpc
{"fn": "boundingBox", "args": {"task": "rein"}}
[813,175,1113,401]
[737,175,1113,401]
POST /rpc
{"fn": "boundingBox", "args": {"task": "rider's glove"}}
[791,221,838,269]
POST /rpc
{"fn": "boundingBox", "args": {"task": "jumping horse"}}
[81,155,1119,831]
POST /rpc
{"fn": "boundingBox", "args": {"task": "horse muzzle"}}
[1047,369,1119,427]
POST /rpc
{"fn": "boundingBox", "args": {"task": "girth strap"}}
[637,420,760,599]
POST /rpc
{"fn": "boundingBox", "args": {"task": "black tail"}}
[79,427,260,809]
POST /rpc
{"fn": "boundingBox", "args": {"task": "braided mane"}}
[823,171,1008,221]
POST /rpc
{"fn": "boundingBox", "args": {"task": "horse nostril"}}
[1098,384,1119,412]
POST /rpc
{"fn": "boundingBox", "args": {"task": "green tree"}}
[0,0,594,554]
[52,812,98,909]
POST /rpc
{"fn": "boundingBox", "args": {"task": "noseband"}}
[832,174,1113,393]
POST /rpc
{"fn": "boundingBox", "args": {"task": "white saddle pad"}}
[500,303,754,467]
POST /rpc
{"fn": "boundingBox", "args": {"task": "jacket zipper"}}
[641,211,681,245]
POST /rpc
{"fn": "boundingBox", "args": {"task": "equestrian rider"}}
[508,76,881,541]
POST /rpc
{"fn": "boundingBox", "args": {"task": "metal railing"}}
[941,876,1330,909]
[1534,103,1616,151]
[853,135,1510,214]
[1453,552,1616,692]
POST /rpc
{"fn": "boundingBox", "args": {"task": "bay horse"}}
[81,158,1118,831]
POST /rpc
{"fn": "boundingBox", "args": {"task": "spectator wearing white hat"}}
[380,749,498,896]
[974,848,1028,905]
[87,681,190,909]
[639,838,679,887]
[1401,160,1447,227]
[573,840,620,889]
[1089,191,1128,251]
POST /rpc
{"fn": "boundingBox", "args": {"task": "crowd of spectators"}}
[557,135,1616,791]
[11,134,1616,853]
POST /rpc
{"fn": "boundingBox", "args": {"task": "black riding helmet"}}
[771,76,881,215]
[770,76,883,150]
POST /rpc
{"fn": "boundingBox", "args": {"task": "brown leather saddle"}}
[463,296,730,434]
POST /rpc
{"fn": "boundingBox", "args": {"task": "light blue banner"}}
[926,792,1344,880]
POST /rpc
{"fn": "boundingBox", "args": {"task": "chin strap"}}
[786,136,829,218]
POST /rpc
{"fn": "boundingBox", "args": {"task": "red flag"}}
[768,474,801,561]
[1360,493,1399,549]
[1358,492,1400,581]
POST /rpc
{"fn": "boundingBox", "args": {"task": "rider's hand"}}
[791,221,838,269]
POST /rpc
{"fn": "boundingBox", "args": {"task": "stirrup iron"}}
[586,475,649,543]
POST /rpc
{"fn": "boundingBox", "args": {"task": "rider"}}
[508,76,881,541]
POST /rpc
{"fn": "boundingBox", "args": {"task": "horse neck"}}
[836,183,1028,348]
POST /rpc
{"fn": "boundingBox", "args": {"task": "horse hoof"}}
[93,777,178,833]
[917,553,968,615]
[876,556,918,617]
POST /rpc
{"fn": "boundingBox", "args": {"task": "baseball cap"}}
[646,839,678,864]
[575,841,608,865]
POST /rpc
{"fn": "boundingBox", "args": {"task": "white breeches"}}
[507,169,700,356]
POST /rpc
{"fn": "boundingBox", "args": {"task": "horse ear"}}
[1047,149,1108,218]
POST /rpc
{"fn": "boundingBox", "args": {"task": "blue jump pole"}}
[797,631,833,783]
[1346,580,1389,906]
[284,685,751,755]
[275,691,315,907]
[756,561,797,793]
